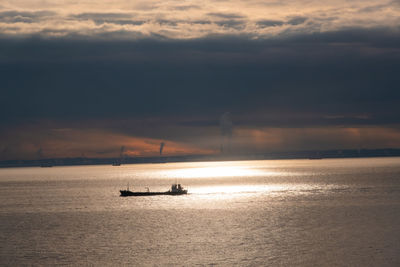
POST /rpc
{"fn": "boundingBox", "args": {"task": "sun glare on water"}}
[166,165,264,179]
[162,163,287,196]
[191,184,287,194]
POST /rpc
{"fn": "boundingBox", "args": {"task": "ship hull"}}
[120,190,187,197]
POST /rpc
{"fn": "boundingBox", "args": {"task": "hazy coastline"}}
[1,148,400,168]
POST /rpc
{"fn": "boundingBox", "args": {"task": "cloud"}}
[286,16,308,25]
[358,3,394,12]
[2,117,399,160]
[0,27,399,128]
[0,123,214,160]
[0,0,398,39]
[70,12,145,26]
[214,19,246,30]
[1,0,399,159]
[207,12,246,19]
[72,12,133,20]
[256,17,307,28]
[171,5,201,11]
[233,126,400,152]
[156,19,179,26]
[256,20,284,27]
[0,10,56,23]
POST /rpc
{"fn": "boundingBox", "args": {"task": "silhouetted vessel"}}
[112,162,121,166]
[120,184,187,197]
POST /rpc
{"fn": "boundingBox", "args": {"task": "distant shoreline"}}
[1,148,400,168]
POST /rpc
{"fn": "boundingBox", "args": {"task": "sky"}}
[1,0,400,160]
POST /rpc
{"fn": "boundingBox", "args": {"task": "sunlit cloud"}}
[1,117,400,160]
[233,126,400,152]
[0,123,215,160]
[1,0,399,39]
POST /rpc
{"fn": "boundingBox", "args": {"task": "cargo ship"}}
[120,183,187,197]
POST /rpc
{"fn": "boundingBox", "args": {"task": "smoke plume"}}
[160,142,165,155]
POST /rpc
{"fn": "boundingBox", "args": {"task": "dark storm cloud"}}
[0,27,399,129]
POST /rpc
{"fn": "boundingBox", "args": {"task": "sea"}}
[1,157,400,266]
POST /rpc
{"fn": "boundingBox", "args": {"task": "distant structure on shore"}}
[112,146,125,166]
[37,147,53,167]
[1,148,400,168]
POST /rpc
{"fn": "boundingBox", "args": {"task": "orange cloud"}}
[233,126,400,152]
[1,120,400,160]
[0,126,214,160]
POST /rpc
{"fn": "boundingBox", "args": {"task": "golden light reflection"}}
[191,185,287,194]
[167,166,263,178]
[156,160,298,180]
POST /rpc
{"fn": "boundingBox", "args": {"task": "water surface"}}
[1,158,400,265]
